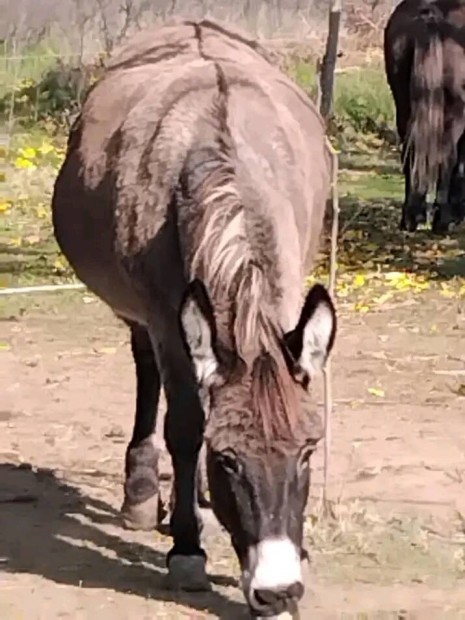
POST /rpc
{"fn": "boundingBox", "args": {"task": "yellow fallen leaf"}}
[343,230,363,241]
[368,387,385,398]
[19,146,37,159]
[354,302,370,313]
[38,142,54,155]
[24,234,41,245]
[0,201,11,213]
[53,257,67,272]
[35,205,48,219]
[453,384,465,397]
[374,292,393,305]
[384,271,404,281]
[0,342,11,351]
[97,347,117,355]
[14,157,36,170]
[353,274,366,288]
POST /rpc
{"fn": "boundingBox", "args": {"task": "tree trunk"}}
[319,0,342,120]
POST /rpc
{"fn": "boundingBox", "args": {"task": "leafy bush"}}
[0,59,104,129]
[289,59,395,142]
[335,67,394,133]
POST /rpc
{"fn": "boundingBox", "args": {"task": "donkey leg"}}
[403,191,427,232]
[150,319,210,591]
[400,145,427,231]
[449,134,465,225]
[168,442,209,515]
[432,164,455,235]
[433,119,465,234]
[121,322,165,531]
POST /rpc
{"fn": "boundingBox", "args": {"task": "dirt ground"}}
[1,281,464,620]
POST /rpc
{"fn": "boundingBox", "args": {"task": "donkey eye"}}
[298,446,314,472]
[218,450,241,475]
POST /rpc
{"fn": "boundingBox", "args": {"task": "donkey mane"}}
[186,61,298,442]
[189,64,277,359]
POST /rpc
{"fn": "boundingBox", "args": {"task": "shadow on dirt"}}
[0,463,247,619]
[322,196,465,280]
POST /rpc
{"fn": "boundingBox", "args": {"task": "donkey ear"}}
[179,279,222,387]
[284,284,336,384]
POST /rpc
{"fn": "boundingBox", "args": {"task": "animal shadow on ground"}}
[323,196,465,280]
[0,463,247,619]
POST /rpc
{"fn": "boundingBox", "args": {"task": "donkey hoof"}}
[121,493,165,531]
[400,215,417,233]
[432,218,452,235]
[405,218,418,233]
[165,554,212,592]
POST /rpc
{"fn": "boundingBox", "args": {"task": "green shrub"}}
[289,59,395,141]
[0,58,104,130]
[335,67,395,133]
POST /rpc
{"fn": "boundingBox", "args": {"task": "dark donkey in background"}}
[52,19,336,619]
[384,0,465,233]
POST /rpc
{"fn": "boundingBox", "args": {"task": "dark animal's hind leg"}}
[149,316,210,591]
[400,145,427,232]
[433,122,465,234]
[447,134,465,226]
[432,166,455,234]
[121,323,165,531]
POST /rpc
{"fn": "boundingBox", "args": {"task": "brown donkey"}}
[52,19,336,619]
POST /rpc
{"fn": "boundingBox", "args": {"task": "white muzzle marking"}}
[244,537,303,603]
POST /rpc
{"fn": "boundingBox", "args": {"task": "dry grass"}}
[306,499,465,588]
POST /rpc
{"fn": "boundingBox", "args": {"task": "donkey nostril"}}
[253,582,303,607]
[286,581,304,600]
[254,587,280,606]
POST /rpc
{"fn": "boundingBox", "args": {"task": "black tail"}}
[405,8,444,194]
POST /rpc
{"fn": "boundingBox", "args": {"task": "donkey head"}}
[180,280,336,618]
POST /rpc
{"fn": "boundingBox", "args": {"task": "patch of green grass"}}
[340,170,403,202]
[335,66,395,133]
[290,59,395,135]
